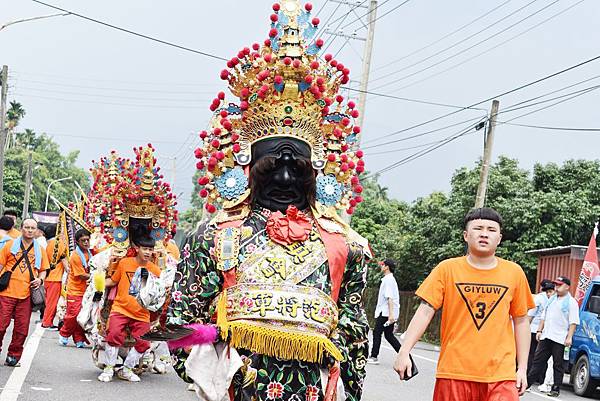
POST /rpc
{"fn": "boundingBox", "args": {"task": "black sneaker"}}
[547,390,559,397]
[5,356,19,367]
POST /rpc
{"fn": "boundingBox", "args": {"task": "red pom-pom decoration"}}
[270,13,278,22]
[196,161,205,170]
[217,91,225,100]
[252,42,260,51]
[220,69,229,80]
[324,53,333,62]
[330,60,338,67]
[341,76,349,84]
[293,59,301,68]
[215,151,225,161]
[341,117,350,126]
[312,17,320,26]
[211,139,221,148]
[346,208,354,215]
[240,101,249,110]
[269,28,278,38]
[231,133,240,142]
[305,3,313,11]
[272,3,280,11]
[264,53,273,63]
[194,148,204,158]
[283,57,292,65]
[327,154,336,162]
[240,87,250,98]
[199,189,209,198]
[310,60,319,69]
[274,75,283,84]
[356,150,364,158]
[347,101,356,109]
[199,130,208,139]
[232,143,241,153]
[356,165,364,173]
[315,38,324,47]
[198,176,210,185]
[354,185,363,194]
[355,196,363,203]
[351,175,360,185]
[264,39,271,46]
[353,126,361,134]
[351,109,359,118]
[336,95,344,103]
[304,75,313,84]
[206,203,216,213]
[219,110,228,118]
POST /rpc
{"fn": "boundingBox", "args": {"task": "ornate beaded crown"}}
[86,145,178,256]
[194,0,365,215]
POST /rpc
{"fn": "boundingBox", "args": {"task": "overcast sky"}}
[2,0,599,211]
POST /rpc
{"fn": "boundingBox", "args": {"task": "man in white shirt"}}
[527,279,555,374]
[367,259,401,365]
[527,276,580,397]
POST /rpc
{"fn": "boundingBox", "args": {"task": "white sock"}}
[124,348,144,369]
[104,345,118,367]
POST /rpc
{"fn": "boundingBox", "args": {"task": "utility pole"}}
[474,100,500,208]
[172,157,177,193]
[22,151,33,220]
[356,0,377,131]
[0,65,8,215]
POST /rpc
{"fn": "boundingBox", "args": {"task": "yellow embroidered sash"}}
[219,283,342,364]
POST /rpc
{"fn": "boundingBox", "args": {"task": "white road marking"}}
[525,390,561,400]
[0,324,45,401]
[382,345,439,364]
[30,387,52,391]
[79,379,92,382]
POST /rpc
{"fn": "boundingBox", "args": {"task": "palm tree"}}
[5,101,25,150]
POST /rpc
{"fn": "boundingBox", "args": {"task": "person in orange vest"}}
[2,210,21,239]
[0,216,16,249]
[42,225,68,330]
[59,228,92,347]
[0,218,49,366]
[98,233,161,382]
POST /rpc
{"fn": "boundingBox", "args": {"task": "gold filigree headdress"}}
[194,0,365,215]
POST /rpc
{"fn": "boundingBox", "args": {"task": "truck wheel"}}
[573,355,600,396]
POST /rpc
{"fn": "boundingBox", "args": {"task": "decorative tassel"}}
[226,321,343,364]
[167,324,219,350]
[216,289,229,340]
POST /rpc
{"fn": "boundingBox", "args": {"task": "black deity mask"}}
[250,138,316,213]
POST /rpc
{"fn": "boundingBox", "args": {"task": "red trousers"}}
[59,295,87,343]
[434,379,518,401]
[42,281,62,328]
[0,295,32,359]
[106,312,150,353]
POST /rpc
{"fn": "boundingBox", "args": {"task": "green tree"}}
[5,101,26,150]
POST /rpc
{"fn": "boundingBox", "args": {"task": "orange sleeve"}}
[147,262,161,278]
[39,248,50,271]
[415,262,446,310]
[110,259,123,283]
[0,243,10,267]
[69,253,86,278]
[45,239,54,261]
[510,267,535,318]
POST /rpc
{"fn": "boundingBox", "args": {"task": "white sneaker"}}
[366,357,379,365]
[98,366,114,382]
[153,358,168,374]
[537,383,551,393]
[117,367,141,382]
[187,383,197,392]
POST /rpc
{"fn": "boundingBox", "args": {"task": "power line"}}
[362,52,600,146]
[44,131,188,144]
[501,122,600,132]
[15,78,217,95]
[370,0,539,82]
[372,0,513,72]
[341,86,487,110]
[368,0,412,26]
[15,86,210,103]
[365,131,479,155]
[13,92,204,109]
[32,0,227,61]
[362,115,486,149]
[385,0,585,92]
[326,0,369,27]
[499,84,600,115]
[340,0,393,30]
[372,0,559,89]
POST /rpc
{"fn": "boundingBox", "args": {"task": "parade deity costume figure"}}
[77,145,178,374]
[166,2,371,400]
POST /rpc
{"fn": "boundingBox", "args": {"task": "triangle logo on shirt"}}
[455,283,509,330]
[125,271,135,285]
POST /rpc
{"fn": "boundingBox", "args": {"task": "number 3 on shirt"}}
[475,302,486,319]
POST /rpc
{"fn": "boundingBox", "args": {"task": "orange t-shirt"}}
[110,257,161,322]
[66,249,91,297]
[416,256,535,383]
[45,238,67,282]
[0,240,49,299]
[7,228,21,239]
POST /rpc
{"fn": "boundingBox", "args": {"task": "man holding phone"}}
[394,208,534,400]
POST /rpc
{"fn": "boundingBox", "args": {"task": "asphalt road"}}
[0,319,599,401]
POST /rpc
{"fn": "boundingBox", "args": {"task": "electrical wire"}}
[373,0,513,72]
[385,0,585,92]
[32,0,227,61]
[499,84,600,115]
[367,0,412,27]
[44,131,188,144]
[500,122,600,132]
[15,86,210,103]
[362,52,600,146]
[364,131,479,155]
[12,92,204,109]
[372,0,559,89]
[340,0,393,30]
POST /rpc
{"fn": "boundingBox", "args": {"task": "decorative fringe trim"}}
[216,289,229,340]
[225,321,343,364]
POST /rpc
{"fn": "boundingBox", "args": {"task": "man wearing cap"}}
[527,276,580,397]
[527,279,555,374]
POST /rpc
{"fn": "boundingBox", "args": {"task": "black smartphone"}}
[403,354,419,381]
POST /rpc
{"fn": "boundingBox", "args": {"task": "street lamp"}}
[44,176,72,212]
[0,13,70,32]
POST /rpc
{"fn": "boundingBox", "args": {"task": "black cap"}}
[553,276,571,286]
[540,279,555,291]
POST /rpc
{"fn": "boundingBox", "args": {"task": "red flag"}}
[575,223,599,306]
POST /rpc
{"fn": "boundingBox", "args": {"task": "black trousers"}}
[527,333,542,381]
[370,314,401,358]
[527,339,565,391]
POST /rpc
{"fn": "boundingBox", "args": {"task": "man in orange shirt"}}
[59,229,92,347]
[98,234,161,383]
[2,210,21,239]
[394,208,535,401]
[42,225,67,329]
[0,216,15,249]
[0,218,49,366]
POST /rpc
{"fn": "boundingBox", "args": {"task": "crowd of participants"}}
[0,209,180,384]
